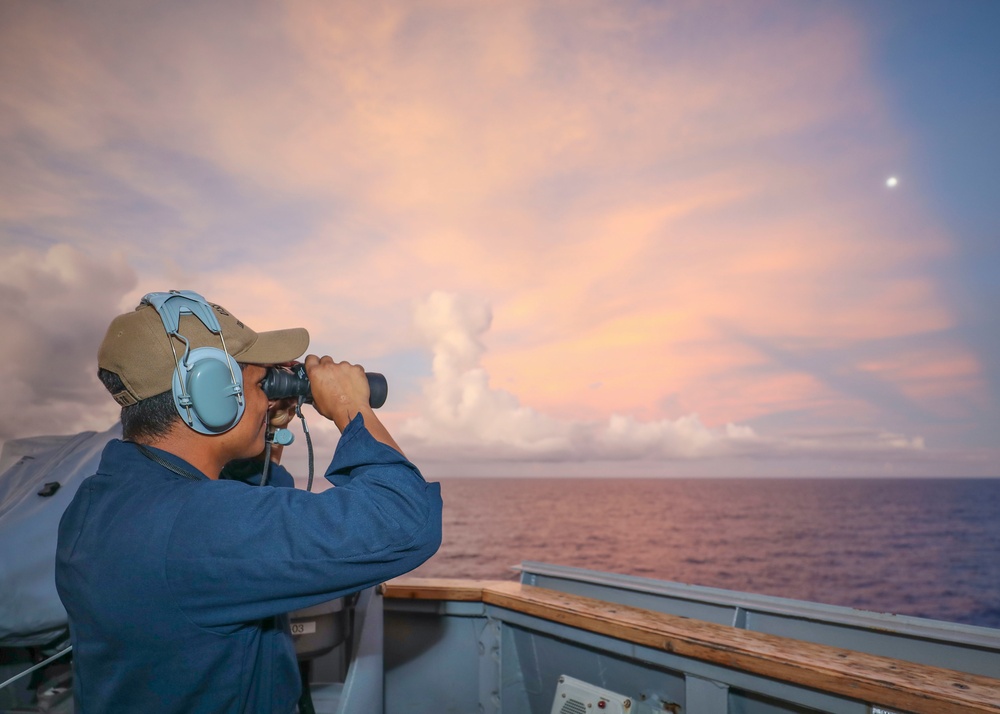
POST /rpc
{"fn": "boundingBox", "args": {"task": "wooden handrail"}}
[382,578,1000,714]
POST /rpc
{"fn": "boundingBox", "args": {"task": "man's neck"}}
[140,426,227,480]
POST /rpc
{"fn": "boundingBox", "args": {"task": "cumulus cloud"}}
[402,292,571,455]
[0,244,136,443]
[401,293,926,465]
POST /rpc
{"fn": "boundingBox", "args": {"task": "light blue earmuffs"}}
[142,290,245,434]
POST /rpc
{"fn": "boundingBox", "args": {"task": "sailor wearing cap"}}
[56,290,442,713]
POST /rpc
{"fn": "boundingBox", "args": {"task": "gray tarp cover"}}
[0,424,120,647]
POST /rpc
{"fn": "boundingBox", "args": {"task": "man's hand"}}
[267,397,298,428]
[304,355,371,430]
[304,354,404,455]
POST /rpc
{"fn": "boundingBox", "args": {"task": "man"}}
[56,290,442,713]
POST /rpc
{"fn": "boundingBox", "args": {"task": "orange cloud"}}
[0,0,987,469]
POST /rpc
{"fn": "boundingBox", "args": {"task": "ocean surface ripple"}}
[408,477,1000,629]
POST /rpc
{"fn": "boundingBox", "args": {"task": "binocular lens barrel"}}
[260,366,387,409]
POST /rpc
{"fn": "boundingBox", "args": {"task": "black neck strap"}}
[134,443,205,482]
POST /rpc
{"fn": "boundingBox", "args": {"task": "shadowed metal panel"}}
[336,588,383,714]
[383,603,485,712]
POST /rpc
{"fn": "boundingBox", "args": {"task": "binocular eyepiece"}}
[260,364,388,409]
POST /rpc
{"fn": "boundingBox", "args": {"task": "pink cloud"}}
[0,1,990,471]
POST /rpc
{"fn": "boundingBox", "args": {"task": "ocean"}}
[404,477,1000,629]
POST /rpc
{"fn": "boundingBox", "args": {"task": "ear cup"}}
[171,347,245,434]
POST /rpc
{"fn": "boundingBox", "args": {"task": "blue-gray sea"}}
[406,477,1000,629]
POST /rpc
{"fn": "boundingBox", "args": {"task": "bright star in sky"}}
[886,176,899,188]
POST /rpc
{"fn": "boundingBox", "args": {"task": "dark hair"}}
[98,368,179,442]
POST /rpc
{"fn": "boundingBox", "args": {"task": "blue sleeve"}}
[165,416,442,628]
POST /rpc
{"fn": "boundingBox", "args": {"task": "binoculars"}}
[260,364,388,409]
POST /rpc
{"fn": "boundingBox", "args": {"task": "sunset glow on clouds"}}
[1,0,997,476]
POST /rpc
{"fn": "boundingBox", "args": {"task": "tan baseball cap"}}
[98,292,310,406]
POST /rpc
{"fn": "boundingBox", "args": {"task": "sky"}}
[1,0,998,478]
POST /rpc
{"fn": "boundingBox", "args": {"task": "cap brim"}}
[234,327,310,365]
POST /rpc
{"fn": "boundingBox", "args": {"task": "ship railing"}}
[516,561,1000,676]
[378,576,1000,714]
